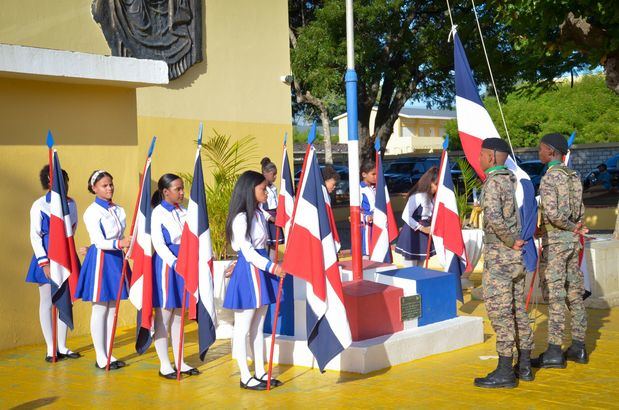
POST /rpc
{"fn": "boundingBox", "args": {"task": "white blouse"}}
[83,197,127,250]
[151,201,186,269]
[401,192,434,231]
[231,211,275,274]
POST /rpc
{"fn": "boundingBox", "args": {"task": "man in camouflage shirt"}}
[474,138,534,389]
[533,133,589,368]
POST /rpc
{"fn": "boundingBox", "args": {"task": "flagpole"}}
[424,149,446,268]
[48,136,58,364]
[176,290,188,381]
[345,0,363,281]
[266,228,282,391]
[525,242,542,311]
[106,140,155,371]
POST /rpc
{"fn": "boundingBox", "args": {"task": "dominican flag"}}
[563,131,591,298]
[275,134,294,239]
[430,137,471,302]
[282,128,351,372]
[127,137,156,354]
[370,137,398,263]
[176,124,216,361]
[46,132,80,329]
[453,29,538,272]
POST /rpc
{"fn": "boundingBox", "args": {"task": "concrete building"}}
[335,107,456,154]
[0,0,292,350]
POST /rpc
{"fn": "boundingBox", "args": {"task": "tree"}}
[291,0,531,162]
[445,74,619,149]
[289,0,343,164]
[488,0,619,95]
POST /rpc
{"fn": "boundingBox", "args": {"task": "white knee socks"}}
[153,308,190,374]
[233,306,268,386]
[38,284,72,357]
[91,301,117,367]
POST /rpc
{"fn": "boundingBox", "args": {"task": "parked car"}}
[583,167,619,190]
[383,157,440,193]
[605,154,619,169]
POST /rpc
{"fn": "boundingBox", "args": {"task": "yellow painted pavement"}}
[1,290,618,409]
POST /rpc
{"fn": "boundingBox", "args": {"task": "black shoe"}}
[95,361,120,370]
[565,341,589,364]
[531,344,566,369]
[181,367,201,376]
[159,371,177,380]
[240,377,268,391]
[112,360,127,368]
[514,349,534,381]
[59,351,82,359]
[256,373,283,387]
[45,353,67,363]
[474,356,517,388]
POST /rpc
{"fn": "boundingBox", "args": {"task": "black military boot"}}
[565,340,588,364]
[514,349,534,381]
[474,356,517,388]
[531,344,566,368]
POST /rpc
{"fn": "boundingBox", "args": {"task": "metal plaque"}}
[401,294,422,321]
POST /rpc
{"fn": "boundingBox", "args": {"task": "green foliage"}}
[454,158,482,224]
[180,130,257,260]
[485,75,619,146]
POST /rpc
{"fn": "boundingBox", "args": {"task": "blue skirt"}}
[223,249,279,310]
[26,255,50,285]
[75,245,130,302]
[152,253,187,309]
[395,223,436,261]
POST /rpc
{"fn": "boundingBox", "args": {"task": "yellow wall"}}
[0,0,292,350]
[0,77,140,350]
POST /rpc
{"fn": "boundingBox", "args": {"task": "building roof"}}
[333,106,456,121]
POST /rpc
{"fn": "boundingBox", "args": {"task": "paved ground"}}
[2,289,618,409]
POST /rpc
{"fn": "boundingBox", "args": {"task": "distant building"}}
[335,107,456,154]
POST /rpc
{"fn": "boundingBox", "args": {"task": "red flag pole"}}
[48,147,58,363]
[105,162,148,371]
[266,229,282,391]
[176,290,188,381]
[525,242,543,311]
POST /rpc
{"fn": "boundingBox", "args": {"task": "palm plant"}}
[181,130,257,259]
[454,158,482,225]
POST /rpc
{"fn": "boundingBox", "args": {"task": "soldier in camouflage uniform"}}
[474,138,534,389]
[533,133,589,368]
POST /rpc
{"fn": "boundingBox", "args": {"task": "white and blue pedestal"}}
[262,263,483,374]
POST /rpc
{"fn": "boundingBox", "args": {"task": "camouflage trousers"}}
[482,245,534,357]
[539,241,587,345]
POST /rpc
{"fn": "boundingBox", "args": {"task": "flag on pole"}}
[127,137,156,354]
[275,133,295,239]
[370,137,398,263]
[430,136,471,302]
[281,127,351,372]
[46,132,80,329]
[176,124,217,361]
[564,131,577,168]
[453,29,538,272]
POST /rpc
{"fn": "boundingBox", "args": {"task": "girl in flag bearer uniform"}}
[27,165,81,362]
[360,159,377,256]
[150,173,199,379]
[260,157,284,256]
[75,170,131,370]
[223,170,285,390]
[395,167,439,266]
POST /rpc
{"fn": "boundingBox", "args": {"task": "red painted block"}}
[342,280,404,341]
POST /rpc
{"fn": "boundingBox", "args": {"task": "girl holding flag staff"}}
[260,157,284,256]
[223,170,285,390]
[150,173,199,379]
[75,170,131,370]
[27,165,81,362]
[395,167,439,266]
